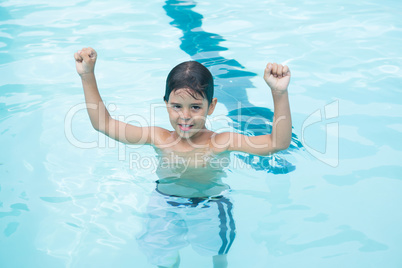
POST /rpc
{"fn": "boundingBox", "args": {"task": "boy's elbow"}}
[269,141,290,154]
[89,118,108,133]
[267,135,291,154]
[91,121,106,134]
[278,140,291,151]
[90,120,101,131]
[92,125,101,132]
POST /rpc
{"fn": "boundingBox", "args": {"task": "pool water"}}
[1,0,402,267]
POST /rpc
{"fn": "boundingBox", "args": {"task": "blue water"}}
[1,0,402,267]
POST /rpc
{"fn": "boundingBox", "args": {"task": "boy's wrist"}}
[271,89,289,104]
[80,72,95,80]
[271,88,288,97]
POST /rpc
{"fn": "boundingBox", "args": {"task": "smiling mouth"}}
[178,124,194,131]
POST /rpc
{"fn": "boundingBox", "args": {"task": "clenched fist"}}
[74,47,97,76]
[264,63,290,94]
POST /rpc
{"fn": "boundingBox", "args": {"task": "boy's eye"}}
[172,105,181,109]
[192,106,201,110]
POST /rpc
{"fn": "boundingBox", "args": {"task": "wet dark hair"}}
[164,61,214,104]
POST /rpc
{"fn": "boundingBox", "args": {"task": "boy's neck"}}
[173,128,213,148]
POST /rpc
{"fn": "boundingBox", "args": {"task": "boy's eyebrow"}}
[169,102,204,105]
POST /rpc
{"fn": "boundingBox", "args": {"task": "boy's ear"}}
[207,98,218,115]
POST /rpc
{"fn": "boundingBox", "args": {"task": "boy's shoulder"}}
[150,126,174,145]
[210,132,237,153]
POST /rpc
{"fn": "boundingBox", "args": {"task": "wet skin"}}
[157,88,230,197]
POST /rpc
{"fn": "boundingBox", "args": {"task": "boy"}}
[74,47,291,165]
[74,47,291,267]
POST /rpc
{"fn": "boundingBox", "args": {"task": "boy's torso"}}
[152,130,231,198]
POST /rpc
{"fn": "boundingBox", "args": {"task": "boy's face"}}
[165,88,217,140]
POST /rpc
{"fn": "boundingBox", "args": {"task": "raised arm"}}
[263,62,292,151]
[74,47,156,145]
[214,63,292,155]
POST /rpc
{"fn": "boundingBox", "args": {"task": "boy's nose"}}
[180,109,191,120]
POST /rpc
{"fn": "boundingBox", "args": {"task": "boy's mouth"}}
[178,124,194,131]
